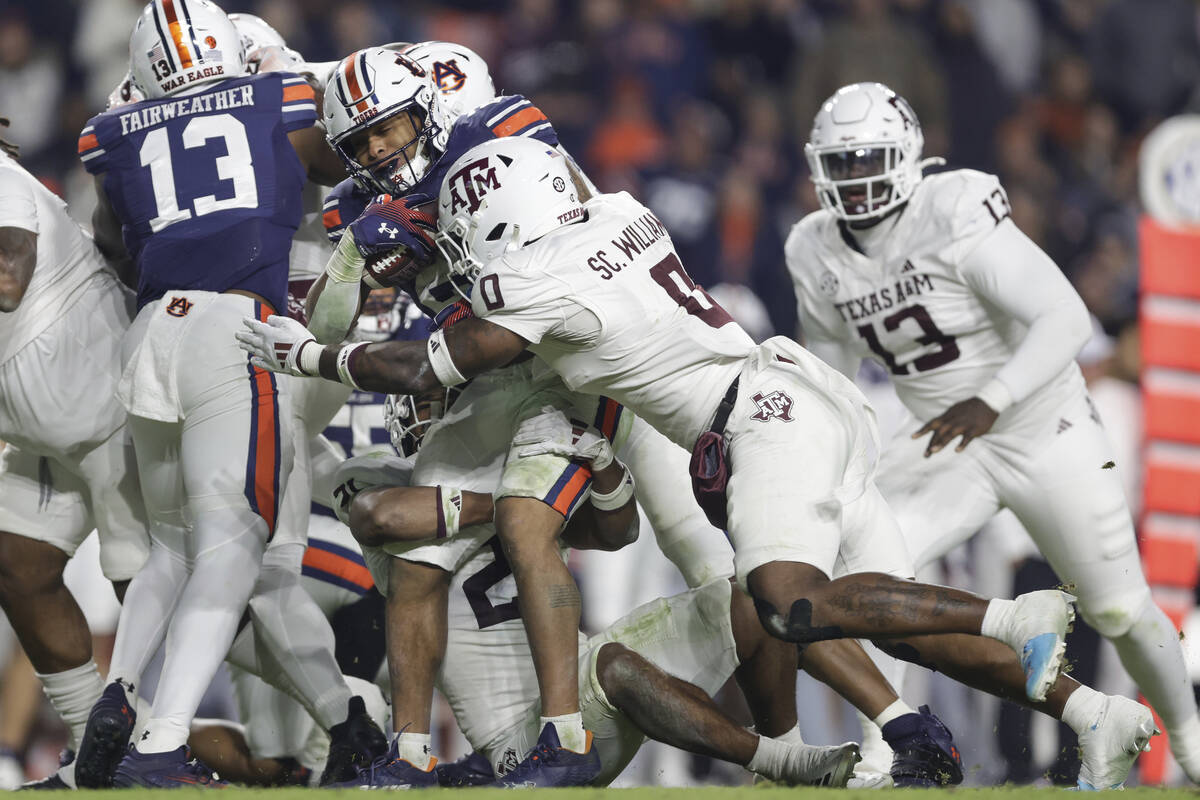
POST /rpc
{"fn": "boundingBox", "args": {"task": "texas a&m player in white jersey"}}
[323,393,860,789]
[239,136,1092,783]
[0,124,149,790]
[785,82,1195,788]
[298,44,733,787]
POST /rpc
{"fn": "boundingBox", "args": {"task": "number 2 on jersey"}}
[856,303,960,375]
[139,113,259,232]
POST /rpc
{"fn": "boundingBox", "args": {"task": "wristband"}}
[325,231,366,284]
[335,342,369,390]
[436,486,464,538]
[976,378,1015,414]
[590,466,635,511]
[427,329,468,386]
[296,339,323,376]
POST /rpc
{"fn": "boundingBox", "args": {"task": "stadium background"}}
[0,0,1198,788]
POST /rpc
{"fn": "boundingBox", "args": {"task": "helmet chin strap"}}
[918,156,947,172]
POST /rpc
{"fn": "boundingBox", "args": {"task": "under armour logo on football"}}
[378,221,400,239]
[750,390,795,423]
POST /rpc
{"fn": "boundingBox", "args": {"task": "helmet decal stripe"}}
[149,2,179,72]
[159,0,194,69]
[175,0,203,66]
[339,51,373,113]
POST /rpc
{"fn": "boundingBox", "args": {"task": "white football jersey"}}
[786,169,1083,422]
[0,153,110,364]
[472,192,754,449]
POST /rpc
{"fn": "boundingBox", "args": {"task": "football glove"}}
[347,194,436,263]
[512,412,615,471]
[236,314,321,377]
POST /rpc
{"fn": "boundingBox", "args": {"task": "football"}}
[363,244,421,289]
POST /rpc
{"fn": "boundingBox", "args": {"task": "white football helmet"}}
[395,41,496,119]
[228,12,302,74]
[128,0,245,100]
[324,48,454,195]
[805,82,942,222]
[384,387,459,458]
[435,137,583,288]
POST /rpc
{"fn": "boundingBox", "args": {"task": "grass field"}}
[12,791,1194,798]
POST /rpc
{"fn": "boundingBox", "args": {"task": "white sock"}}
[394,731,433,770]
[747,735,789,778]
[773,725,805,746]
[136,717,190,754]
[980,598,1016,642]
[1060,685,1105,735]
[36,659,105,750]
[541,712,586,753]
[872,699,914,728]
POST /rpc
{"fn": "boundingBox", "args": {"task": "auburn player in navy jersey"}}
[71,0,362,788]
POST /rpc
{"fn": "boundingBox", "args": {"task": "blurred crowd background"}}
[1,0,1199,787]
[3,0,1199,345]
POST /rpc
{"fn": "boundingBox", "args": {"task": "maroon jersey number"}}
[856,303,960,376]
[649,254,733,329]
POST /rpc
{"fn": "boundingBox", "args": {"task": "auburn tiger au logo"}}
[165,296,193,317]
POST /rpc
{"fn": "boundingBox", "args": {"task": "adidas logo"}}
[1056,418,1072,434]
[901,260,916,273]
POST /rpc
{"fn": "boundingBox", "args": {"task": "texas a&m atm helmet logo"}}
[445,156,503,215]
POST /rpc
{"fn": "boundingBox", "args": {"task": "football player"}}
[239,135,1087,786]
[785,82,1189,788]
[72,0,366,787]
[0,118,150,790]
[326,392,862,789]
[298,44,733,787]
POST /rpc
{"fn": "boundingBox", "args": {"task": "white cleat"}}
[1006,590,1077,702]
[1077,695,1158,790]
[794,742,861,788]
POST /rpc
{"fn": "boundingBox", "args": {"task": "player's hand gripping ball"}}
[347,194,437,289]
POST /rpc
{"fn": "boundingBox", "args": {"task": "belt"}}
[706,376,740,436]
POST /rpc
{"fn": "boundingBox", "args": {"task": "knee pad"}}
[751,593,844,644]
[1079,588,1154,639]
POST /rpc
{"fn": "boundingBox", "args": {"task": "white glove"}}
[236,314,321,377]
[512,411,614,470]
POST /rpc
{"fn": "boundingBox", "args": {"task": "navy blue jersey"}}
[322,94,558,244]
[80,72,318,312]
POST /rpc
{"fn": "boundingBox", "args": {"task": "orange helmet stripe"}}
[159,0,194,69]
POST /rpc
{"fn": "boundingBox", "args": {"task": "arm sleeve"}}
[0,169,38,233]
[279,74,319,132]
[959,219,1091,410]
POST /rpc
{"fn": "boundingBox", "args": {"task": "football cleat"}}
[319,695,390,786]
[1003,590,1076,702]
[1077,696,1158,790]
[112,745,225,788]
[846,770,894,789]
[76,680,136,788]
[793,742,861,787]
[329,738,438,789]
[494,723,601,788]
[437,751,495,787]
[881,705,963,788]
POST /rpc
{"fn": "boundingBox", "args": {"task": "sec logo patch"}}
[818,271,839,297]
